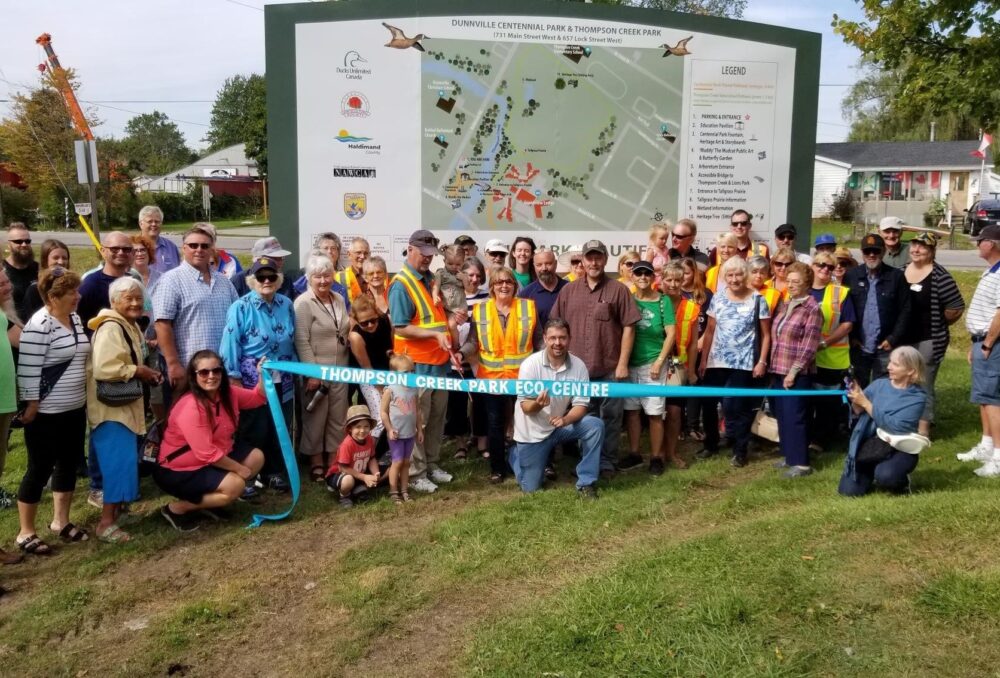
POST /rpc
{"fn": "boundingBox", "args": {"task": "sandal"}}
[16,534,53,555]
[667,455,689,470]
[97,524,131,544]
[401,491,412,502]
[52,523,89,543]
[453,447,468,460]
[309,465,326,483]
[389,491,403,505]
[489,473,504,484]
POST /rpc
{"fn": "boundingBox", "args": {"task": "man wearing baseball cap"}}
[232,236,297,300]
[879,216,911,268]
[387,229,457,493]
[813,233,837,256]
[959,225,1000,475]
[551,239,641,477]
[484,239,509,269]
[773,223,811,264]
[842,233,911,387]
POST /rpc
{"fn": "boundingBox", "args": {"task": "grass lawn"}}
[811,218,976,251]
[0,273,995,676]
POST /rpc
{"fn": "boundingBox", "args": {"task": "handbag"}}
[751,409,779,442]
[95,321,144,406]
[12,317,81,427]
[856,435,894,465]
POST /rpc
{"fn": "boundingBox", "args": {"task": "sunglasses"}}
[862,249,882,256]
[358,317,379,327]
[255,273,279,283]
[731,220,750,227]
[776,234,795,241]
[106,246,134,254]
[494,279,515,286]
[772,261,790,268]
[814,263,835,271]
[185,242,212,250]
[623,261,635,268]
[671,232,692,239]
[195,366,224,378]
[570,258,583,265]
[8,239,31,245]
[633,270,653,277]
[836,260,852,267]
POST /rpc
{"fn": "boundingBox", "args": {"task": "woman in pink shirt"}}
[153,350,267,531]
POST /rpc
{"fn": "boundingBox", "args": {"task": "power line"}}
[222,0,264,11]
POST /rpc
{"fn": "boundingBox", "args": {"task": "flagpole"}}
[980,131,991,201]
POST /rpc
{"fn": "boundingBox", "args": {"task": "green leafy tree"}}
[206,73,267,173]
[834,1,1000,132]
[120,111,194,176]
[573,0,745,17]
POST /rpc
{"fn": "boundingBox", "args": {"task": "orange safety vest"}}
[816,284,850,370]
[472,298,537,379]
[388,264,450,365]
[334,266,363,303]
[673,298,699,364]
[759,284,783,314]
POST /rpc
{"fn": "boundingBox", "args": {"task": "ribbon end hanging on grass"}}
[248,371,302,528]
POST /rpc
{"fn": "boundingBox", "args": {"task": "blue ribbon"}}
[248,359,845,528]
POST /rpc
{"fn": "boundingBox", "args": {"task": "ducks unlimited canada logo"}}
[341,92,371,118]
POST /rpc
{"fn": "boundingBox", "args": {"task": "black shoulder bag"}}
[95,320,144,406]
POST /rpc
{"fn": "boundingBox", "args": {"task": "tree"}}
[206,74,267,173]
[120,111,194,176]
[841,57,979,142]
[574,0,745,17]
[834,1,1000,132]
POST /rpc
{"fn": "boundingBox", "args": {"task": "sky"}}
[0,0,865,149]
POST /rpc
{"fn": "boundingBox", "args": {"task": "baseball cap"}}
[484,238,509,254]
[251,237,291,258]
[774,223,796,238]
[879,216,905,232]
[974,224,1000,241]
[632,260,654,274]
[582,239,608,256]
[910,232,939,248]
[814,233,837,247]
[454,235,476,246]
[248,256,280,276]
[860,233,886,253]
[408,229,440,256]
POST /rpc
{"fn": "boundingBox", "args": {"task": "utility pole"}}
[930,121,936,142]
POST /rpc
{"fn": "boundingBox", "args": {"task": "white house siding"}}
[132,144,258,194]
[812,157,851,218]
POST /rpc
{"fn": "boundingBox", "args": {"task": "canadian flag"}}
[972,133,993,158]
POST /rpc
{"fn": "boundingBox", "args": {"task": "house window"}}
[880,172,905,200]
[954,174,966,191]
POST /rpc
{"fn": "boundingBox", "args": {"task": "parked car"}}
[964,199,1000,236]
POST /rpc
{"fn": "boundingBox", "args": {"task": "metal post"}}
[64,197,69,229]
[83,140,100,238]
[261,172,269,221]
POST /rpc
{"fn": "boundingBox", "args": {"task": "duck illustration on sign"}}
[344,193,367,220]
[661,36,692,57]
[383,22,427,51]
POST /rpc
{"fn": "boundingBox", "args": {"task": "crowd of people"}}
[0,204,996,562]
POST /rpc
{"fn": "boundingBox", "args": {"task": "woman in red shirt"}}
[154,350,267,531]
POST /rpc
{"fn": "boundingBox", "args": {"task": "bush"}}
[0,187,39,226]
[827,190,856,221]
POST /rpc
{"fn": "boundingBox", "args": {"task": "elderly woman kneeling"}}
[838,346,928,496]
[88,278,162,543]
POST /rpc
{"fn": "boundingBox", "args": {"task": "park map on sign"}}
[421,39,684,233]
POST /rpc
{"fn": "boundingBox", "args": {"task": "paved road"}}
[844,247,983,271]
[36,230,259,253]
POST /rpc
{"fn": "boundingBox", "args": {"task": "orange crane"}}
[35,33,94,141]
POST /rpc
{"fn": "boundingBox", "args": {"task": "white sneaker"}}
[411,477,438,493]
[974,459,1000,478]
[429,468,453,483]
[957,444,992,462]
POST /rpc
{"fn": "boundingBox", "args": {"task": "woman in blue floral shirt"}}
[699,256,771,467]
[220,257,297,495]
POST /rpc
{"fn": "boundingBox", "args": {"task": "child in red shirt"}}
[326,405,380,508]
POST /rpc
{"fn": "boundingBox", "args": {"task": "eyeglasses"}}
[772,261,791,268]
[494,279,515,287]
[255,273,279,283]
[106,246,134,254]
[185,242,212,250]
[814,263,835,271]
[731,220,750,227]
[623,261,635,268]
[671,232,692,240]
[8,239,31,245]
[195,367,224,378]
[358,317,379,327]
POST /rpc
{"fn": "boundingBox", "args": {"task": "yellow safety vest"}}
[472,298,537,379]
[705,265,720,293]
[673,298,699,364]
[334,267,363,303]
[759,284,783,314]
[388,264,449,365]
[816,284,850,370]
[564,272,577,282]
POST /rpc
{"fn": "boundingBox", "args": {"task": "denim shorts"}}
[971,340,1000,406]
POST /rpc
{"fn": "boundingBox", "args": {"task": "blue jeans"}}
[771,374,811,467]
[705,368,756,459]
[587,394,623,471]
[838,449,918,496]
[510,415,604,492]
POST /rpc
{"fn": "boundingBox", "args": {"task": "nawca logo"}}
[341,92,371,118]
[344,193,367,220]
